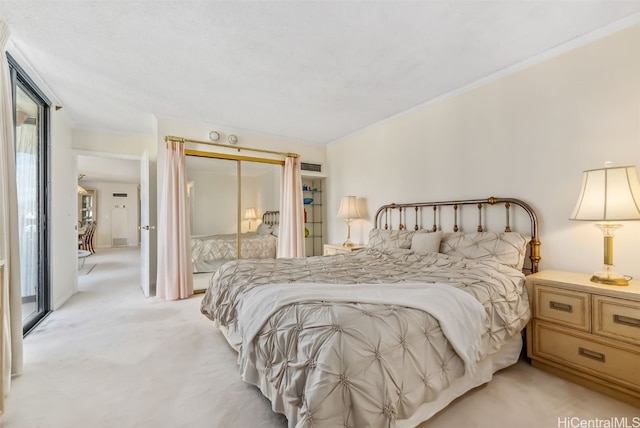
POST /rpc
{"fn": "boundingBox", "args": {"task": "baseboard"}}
[53,289,75,311]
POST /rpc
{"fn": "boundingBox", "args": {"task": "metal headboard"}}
[262,211,280,226]
[373,197,540,273]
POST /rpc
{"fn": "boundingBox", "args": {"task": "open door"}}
[139,150,156,297]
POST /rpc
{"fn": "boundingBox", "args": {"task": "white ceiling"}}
[2,2,640,144]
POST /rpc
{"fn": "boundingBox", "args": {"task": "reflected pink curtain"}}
[157,139,193,300]
[277,156,305,258]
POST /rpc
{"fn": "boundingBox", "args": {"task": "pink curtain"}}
[277,156,305,258]
[157,139,193,300]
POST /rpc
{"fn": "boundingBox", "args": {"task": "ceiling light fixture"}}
[209,131,220,141]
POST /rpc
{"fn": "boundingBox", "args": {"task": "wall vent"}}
[112,238,128,247]
[113,193,128,198]
[301,162,322,173]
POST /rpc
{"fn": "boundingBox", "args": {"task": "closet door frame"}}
[185,149,283,258]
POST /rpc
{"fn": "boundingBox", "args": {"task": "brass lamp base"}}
[590,273,629,286]
[591,224,629,286]
[342,219,354,248]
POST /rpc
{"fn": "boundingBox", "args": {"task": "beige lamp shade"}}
[570,165,640,221]
[244,207,258,220]
[336,196,361,219]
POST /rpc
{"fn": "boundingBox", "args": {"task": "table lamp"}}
[570,165,640,285]
[245,207,258,231]
[337,196,361,248]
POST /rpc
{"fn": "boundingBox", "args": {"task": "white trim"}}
[6,39,64,107]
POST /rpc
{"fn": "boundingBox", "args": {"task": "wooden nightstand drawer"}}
[593,295,640,346]
[533,321,640,391]
[534,285,590,332]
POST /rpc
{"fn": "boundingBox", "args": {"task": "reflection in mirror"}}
[186,155,281,276]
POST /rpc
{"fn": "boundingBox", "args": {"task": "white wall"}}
[73,129,156,156]
[187,160,281,235]
[255,167,281,222]
[327,25,640,279]
[187,169,243,235]
[80,181,140,248]
[50,109,77,309]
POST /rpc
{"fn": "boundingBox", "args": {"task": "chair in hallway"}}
[79,222,97,254]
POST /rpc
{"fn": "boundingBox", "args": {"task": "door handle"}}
[138,225,156,231]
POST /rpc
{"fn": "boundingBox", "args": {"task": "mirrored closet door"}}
[186,151,282,274]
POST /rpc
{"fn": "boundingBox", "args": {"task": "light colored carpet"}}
[3,247,638,428]
[77,263,96,275]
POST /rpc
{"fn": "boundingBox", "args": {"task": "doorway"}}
[75,153,143,288]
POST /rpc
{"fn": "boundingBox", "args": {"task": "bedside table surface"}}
[324,243,365,250]
[527,270,640,301]
[323,244,366,255]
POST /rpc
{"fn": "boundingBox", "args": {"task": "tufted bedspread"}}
[200,249,530,427]
[191,232,277,273]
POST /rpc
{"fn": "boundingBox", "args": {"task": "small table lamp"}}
[337,196,361,248]
[245,207,258,231]
[570,165,640,285]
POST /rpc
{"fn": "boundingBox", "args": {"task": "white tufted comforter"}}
[191,232,277,273]
[200,249,530,427]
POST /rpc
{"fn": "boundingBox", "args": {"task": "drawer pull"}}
[579,347,605,363]
[613,314,640,329]
[549,301,573,313]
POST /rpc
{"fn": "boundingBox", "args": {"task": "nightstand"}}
[323,244,365,256]
[526,270,640,407]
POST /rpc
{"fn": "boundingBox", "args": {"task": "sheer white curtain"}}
[15,123,37,300]
[277,156,305,258]
[0,20,24,414]
[157,139,193,300]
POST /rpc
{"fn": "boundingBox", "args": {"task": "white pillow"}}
[367,229,415,251]
[255,223,273,235]
[439,232,530,270]
[411,231,443,255]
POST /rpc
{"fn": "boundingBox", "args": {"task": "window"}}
[8,53,51,335]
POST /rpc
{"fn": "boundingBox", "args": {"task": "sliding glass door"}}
[9,54,51,334]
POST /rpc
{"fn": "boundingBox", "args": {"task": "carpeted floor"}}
[3,247,638,428]
[77,262,96,275]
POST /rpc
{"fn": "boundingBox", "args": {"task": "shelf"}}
[302,177,325,257]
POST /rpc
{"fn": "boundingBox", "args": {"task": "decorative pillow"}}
[271,225,279,237]
[255,223,273,235]
[439,232,530,270]
[411,231,443,255]
[367,229,415,251]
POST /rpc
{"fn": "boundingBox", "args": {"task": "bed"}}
[200,197,541,427]
[192,210,279,273]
